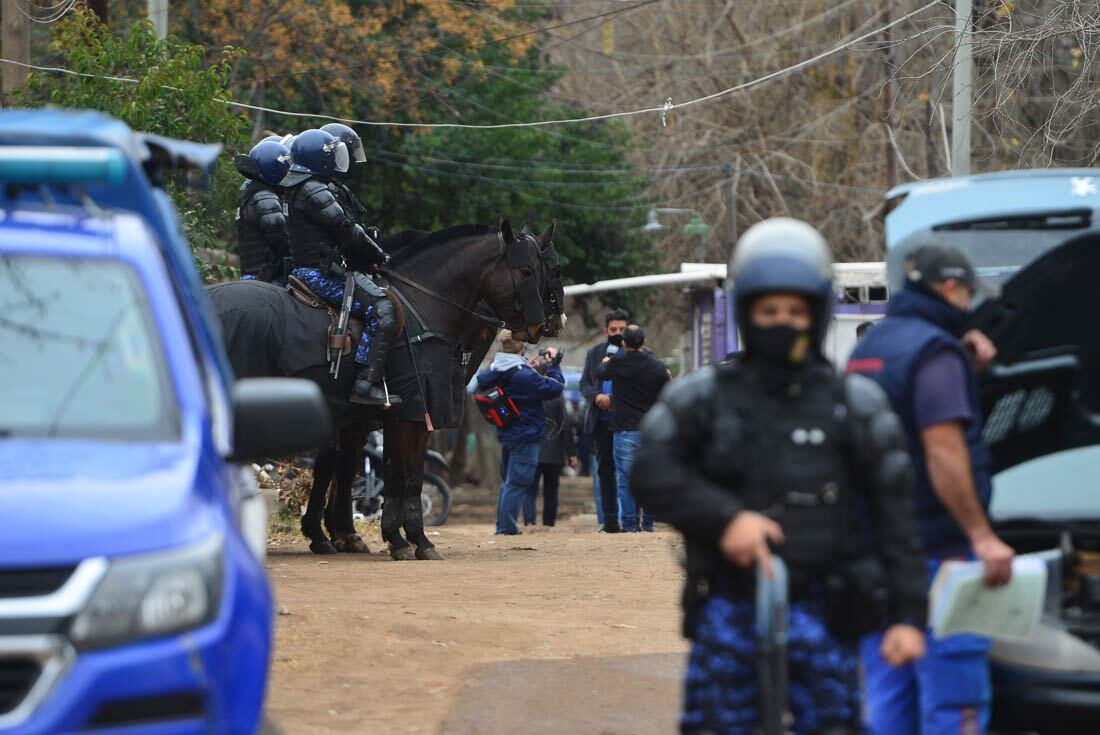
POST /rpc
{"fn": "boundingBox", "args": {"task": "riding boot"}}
[350,300,402,406]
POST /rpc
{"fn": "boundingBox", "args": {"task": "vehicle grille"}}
[0,567,74,598]
[0,658,40,715]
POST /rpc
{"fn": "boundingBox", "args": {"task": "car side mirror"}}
[230,378,331,463]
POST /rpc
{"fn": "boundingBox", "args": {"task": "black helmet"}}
[320,122,366,172]
[728,217,834,351]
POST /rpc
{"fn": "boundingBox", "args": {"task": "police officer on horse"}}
[235,138,293,284]
[282,128,401,407]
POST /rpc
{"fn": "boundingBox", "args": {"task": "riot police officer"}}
[284,128,400,406]
[630,218,928,735]
[320,122,368,214]
[235,139,292,284]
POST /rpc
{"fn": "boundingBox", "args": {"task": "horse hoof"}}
[309,539,339,555]
[389,544,416,561]
[342,534,370,554]
[415,547,444,561]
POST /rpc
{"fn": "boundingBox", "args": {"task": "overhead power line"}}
[0,0,938,131]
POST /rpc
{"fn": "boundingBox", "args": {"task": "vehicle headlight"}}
[69,534,223,650]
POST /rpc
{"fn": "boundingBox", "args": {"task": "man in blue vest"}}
[848,242,1014,735]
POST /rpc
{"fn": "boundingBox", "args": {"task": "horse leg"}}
[381,421,414,560]
[331,434,370,553]
[302,447,338,555]
[387,419,442,561]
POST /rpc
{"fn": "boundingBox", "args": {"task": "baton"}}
[755,556,789,735]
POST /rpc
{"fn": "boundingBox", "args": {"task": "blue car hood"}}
[0,440,218,566]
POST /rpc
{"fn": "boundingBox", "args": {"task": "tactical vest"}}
[703,362,861,566]
[286,180,339,269]
[236,182,282,278]
[330,180,366,220]
[848,288,992,553]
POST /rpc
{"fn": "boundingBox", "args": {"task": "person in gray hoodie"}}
[473,332,565,535]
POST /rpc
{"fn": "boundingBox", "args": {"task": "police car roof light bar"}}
[0,146,127,185]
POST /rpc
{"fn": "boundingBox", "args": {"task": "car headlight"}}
[69,534,223,650]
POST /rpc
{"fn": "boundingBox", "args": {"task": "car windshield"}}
[0,254,179,440]
[991,446,1100,521]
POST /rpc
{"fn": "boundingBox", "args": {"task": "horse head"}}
[493,217,566,344]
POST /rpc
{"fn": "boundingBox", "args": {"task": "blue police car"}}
[0,111,329,733]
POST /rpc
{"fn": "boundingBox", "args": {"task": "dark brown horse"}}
[208,219,565,559]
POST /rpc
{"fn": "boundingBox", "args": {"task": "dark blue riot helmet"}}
[259,134,284,145]
[320,123,366,173]
[247,139,292,187]
[728,217,834,358]
[288,129,348,178]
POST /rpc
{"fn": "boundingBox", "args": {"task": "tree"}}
[19,7,251,278]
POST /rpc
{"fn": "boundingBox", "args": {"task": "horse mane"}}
[386,224,498,267]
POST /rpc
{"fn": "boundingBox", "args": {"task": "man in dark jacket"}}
[580,308,629,532]
[235,139,292,284]
[848,243,1011,735]
[523,348,577,527]
[596,324,669,531]
[632,218,927,735]
[474,332,565,535]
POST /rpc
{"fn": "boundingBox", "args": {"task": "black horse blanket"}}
[208,280,467,428]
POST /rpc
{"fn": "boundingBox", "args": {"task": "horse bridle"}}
[500,230,565,341]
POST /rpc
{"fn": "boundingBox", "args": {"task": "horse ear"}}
[521,221,533,237]
[539,219,557,249]
[498,216,515,244]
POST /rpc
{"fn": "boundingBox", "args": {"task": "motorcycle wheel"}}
[421,472,451,527]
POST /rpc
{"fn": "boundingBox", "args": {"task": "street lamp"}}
[643,207,712,262]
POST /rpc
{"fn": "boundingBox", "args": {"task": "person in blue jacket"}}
[849,242,1011,735]
[474,330,565,535]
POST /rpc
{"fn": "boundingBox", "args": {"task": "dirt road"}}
[265,479,689,735]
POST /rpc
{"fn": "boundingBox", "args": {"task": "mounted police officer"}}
[284,128,400,406]
[235,139,292,284]
[630,218,928,735]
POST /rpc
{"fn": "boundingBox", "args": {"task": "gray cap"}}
[905,242,998,296]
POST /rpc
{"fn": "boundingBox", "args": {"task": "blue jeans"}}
[860,557,992,735]
[614,431,652,531]
[683,587,860,735]
[496,442,540,535]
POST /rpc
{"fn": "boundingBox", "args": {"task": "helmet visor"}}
[333,141,351,174]
[349,137,366,163]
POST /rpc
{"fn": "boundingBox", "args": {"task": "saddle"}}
[286,274,364,356]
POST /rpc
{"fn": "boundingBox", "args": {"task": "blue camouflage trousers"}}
[293,267,377,365]
[682,587,861,735]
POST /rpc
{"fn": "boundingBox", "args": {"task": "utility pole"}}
[722,159,740,251]
[147,0,167,38]
[951,0,973,176]
[881,0,897,188]
[2,0,29,98]
[87,0,108,24]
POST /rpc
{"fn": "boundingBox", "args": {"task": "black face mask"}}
[607,333,624,347]
[743,324,811,368]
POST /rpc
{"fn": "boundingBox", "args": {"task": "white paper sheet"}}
[928,554,1048,641]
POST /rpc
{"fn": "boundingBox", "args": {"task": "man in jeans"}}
[474,331,565,535]
[580,308,629,532]
[849,243,1012,735]
[597,325,670,532]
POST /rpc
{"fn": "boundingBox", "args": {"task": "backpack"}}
[473,368,521,429]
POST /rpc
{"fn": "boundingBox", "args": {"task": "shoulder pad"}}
[662,366,715,413]
[844,372,891,418]
[252,189,283,212]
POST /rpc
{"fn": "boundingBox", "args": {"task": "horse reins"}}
[380,267,504,328]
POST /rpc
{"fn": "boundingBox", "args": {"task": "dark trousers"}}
[522,463,562,526]
[593,421,619,528]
